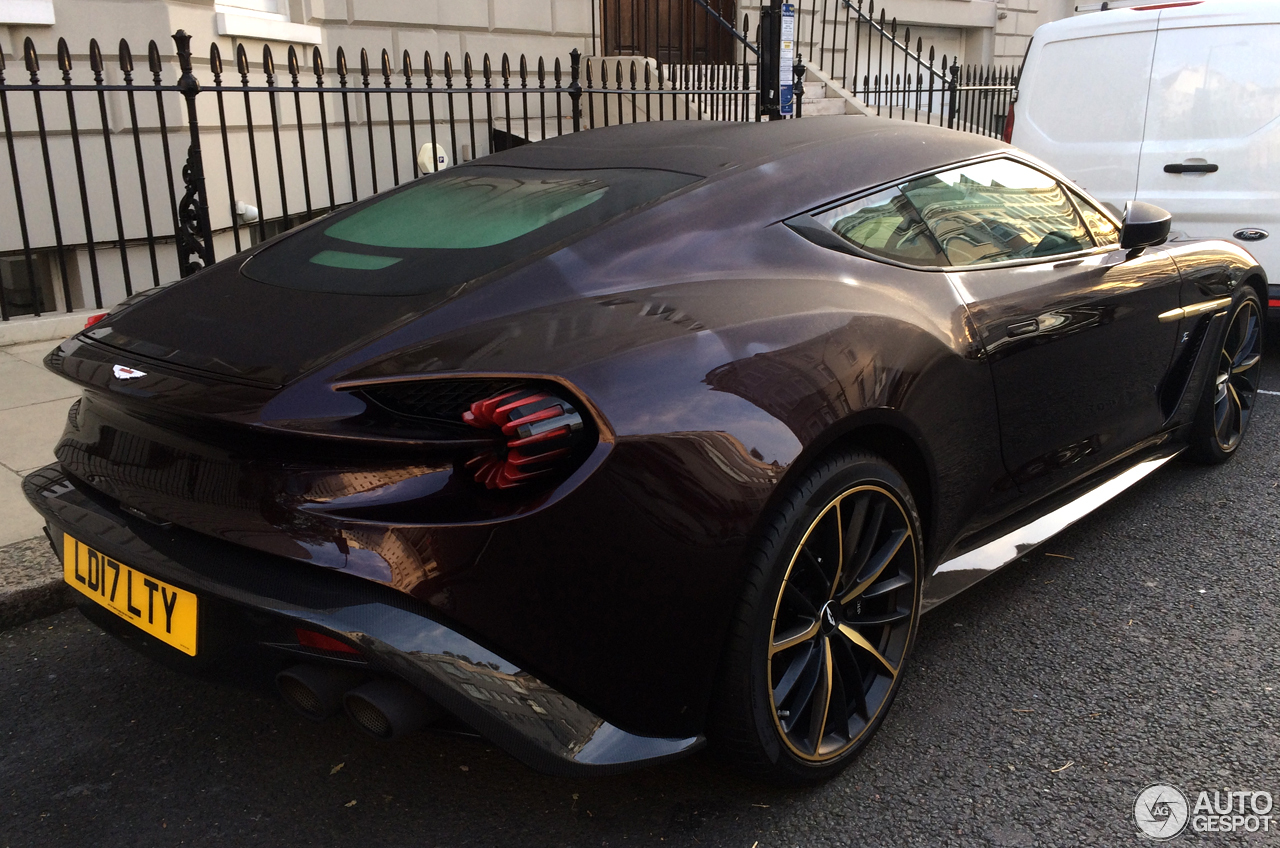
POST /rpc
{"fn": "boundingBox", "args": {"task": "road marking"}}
[1259,390,1280,396]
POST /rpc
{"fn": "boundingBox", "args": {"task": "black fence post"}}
[173,29,215,276]
[793,51,805,118]
[0,42,40,318]
[946,59,959,130]
[759,0,780,118]
[568,48,582,132]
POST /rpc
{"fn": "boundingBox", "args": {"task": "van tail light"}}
[1002,100,1016,143]
[462,388,585,490]
[1131,2,1201,10]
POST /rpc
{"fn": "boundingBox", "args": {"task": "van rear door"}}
[1135,11,1280,280]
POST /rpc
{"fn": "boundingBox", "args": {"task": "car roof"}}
[481,117,877,177]
[478,116,1009,204]
[1034,0,1280,41]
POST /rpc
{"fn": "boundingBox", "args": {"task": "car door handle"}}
[1164,163,1219,174]
[1007,319,1040,337]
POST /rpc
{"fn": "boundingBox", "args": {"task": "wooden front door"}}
[600,0,740,64]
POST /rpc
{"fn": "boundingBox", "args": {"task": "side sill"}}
[920,448,1181,612]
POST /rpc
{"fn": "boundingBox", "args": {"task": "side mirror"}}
[1120,201,1172,250]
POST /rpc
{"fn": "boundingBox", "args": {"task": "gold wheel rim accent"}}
[1214,298,1262,453]
[766,483,918,763]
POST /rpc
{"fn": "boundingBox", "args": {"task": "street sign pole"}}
[778,3,796,117]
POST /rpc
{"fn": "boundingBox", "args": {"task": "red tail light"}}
[84,313,108,329]
[462,388,585,490]
[295,628,361,655]
[1002,100,1016,143]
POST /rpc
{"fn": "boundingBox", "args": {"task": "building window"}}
[216,0,285,19]
[0,0,56,26]
[0,253,57,318]
[215,0,322,45]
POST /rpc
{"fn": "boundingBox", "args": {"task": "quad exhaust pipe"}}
[343,678,443,739]
[276,664,441,738]
[276,664,365,720]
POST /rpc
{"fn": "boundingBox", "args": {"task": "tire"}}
[1188,288,1264,465]
[709,449,922,784]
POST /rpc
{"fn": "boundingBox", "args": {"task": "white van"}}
[1010,0,1280,316]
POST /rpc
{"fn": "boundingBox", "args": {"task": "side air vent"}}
[462,388,587,490]
[336,377,598,490]
[361,378,522,423]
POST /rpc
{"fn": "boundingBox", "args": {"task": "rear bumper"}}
[22,463,702,776]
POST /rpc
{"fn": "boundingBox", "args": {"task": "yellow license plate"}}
[62,534,198,656]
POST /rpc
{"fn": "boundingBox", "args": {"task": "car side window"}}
[1069,190,1120,247]
[899,159,1094,267]
[814,187,948,267]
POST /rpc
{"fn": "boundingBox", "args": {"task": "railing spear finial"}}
[171,29,214,276]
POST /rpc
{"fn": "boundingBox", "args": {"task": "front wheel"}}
[710,450,921,784]
[1189,288,1263,464]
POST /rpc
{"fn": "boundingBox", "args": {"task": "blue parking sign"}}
[779,3,796,116]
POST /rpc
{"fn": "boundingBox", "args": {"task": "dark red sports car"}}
[25,116,1264,782]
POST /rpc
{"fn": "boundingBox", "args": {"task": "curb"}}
[0,536,75,631]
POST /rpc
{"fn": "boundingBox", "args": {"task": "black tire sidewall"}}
[731,450,923,782]
[1190,287,1263,465]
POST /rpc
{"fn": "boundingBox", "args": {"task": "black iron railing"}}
[0,31,775,321]
[793,0,1019,134]
[1,10,1017,322]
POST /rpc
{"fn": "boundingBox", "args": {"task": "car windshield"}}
[242,166,699,295]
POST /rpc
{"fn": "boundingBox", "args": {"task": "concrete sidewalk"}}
[0,339,78,628]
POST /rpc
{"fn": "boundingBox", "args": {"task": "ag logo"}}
[112,364,147,381]
[819,600,839,634]
[1135,784,1190,840]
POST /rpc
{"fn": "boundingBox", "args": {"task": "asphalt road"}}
[3,337,1279,848]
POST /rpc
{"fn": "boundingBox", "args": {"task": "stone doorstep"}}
[0,310,102,348]
[800,96,854,116]
[0,535,72,631]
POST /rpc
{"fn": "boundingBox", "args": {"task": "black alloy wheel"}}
[711,450,921,783]
[768,483,917,761]
[1191,289,1263,464]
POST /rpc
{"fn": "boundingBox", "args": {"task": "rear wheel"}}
[711,450,921,783]
[1189,289,1263,464]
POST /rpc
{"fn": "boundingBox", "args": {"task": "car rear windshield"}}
[242,166,699,295]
